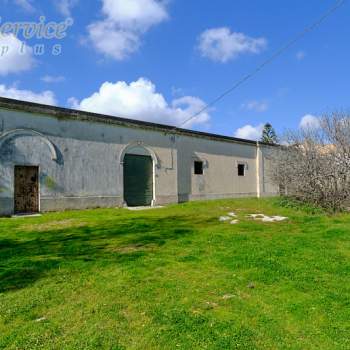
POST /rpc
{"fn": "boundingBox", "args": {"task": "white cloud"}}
[234,124,264,140]
[296,50,306,61]
[68,78,210,127]
[55,0,78,17]
[0,85,57,105]
[171,86,185,97]
[241,100,268,113]
[101,0,168,31]
[87,21,140,60]
[41,75,66,83]
[198,27,267,63]
[0,34,35,75]
[67,97,79,109]
[87,0,168,60]
[299,114,320,129]
[14,0,35,12]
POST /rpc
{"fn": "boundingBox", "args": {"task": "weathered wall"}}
[258,144,280,197]
[177,134,259,202]
[0,107,279,216]
[0,108,178,215]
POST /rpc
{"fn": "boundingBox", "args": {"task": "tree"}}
[270,112,350,212]
[261,123,278,144]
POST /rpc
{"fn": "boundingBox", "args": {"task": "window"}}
[238,163,245,176]
[194,161,203,175]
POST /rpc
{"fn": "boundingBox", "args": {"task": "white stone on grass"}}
[247,213,288,223]
[219,216,231,222]
[271,216,288,222]
[247,214,265,219]
[223,212,288,224]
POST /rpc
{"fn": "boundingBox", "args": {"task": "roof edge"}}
[0,97,274,146]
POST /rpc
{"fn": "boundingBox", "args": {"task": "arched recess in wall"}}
[0,129,58,161]
[119,142,159,207]
[119,142,159,167]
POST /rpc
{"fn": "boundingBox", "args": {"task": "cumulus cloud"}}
[41,75,66,83]
[234,124,264,140]
[0,85,57,105]
[299,114,320,129]
[0,34,35,75]
[68,78,210,127]
[55,0,78,17]
[101,0,168,31]
[241,100,268,113]
[87,21,140,61]
[87,0,168,60]
[198,27,267,63]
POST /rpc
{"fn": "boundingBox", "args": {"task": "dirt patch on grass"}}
[110,243,159,254]
[23,219,87,232]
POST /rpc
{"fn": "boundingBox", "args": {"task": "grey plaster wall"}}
[0,107,278,216]
[0,109,178,215]
[258,144,279,197]
[176,134,260,202]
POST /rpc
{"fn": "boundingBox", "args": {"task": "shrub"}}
[270,112,350,212]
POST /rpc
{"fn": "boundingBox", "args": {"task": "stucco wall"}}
[0,109,178,215]
[177,135,259,202]
[0,107,279,216]
[258,144,279,197]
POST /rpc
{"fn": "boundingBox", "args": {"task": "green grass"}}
[0,198,349,349]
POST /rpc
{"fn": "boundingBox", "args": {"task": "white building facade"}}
[0,98,278,216]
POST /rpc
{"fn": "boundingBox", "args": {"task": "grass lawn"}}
[0,198,349,349]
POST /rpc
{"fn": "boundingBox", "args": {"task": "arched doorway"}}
[0,129,59,215]
[122,145,155,207]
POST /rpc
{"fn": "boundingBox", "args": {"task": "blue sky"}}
[0,0,349,139]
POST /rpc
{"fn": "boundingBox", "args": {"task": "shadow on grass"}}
[0,215,196,293]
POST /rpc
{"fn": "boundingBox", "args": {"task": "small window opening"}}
[238,164,245,176]
[194,161,204,175]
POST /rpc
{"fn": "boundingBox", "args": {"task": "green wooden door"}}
[124,154,153,206]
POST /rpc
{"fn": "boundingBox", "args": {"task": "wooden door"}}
[124,155,153,207]
[14,166,39,214]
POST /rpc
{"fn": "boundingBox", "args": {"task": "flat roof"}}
[0,97,271,146]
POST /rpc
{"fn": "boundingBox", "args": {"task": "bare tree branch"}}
[270,112,350,212]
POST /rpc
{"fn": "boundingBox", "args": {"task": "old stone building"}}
[0,97,278,216]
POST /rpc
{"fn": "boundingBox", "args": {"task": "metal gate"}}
[14,166,39,214]
[123,154,153,207]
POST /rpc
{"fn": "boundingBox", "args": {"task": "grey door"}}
[124,154,153,207]
[14,166,39,214]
